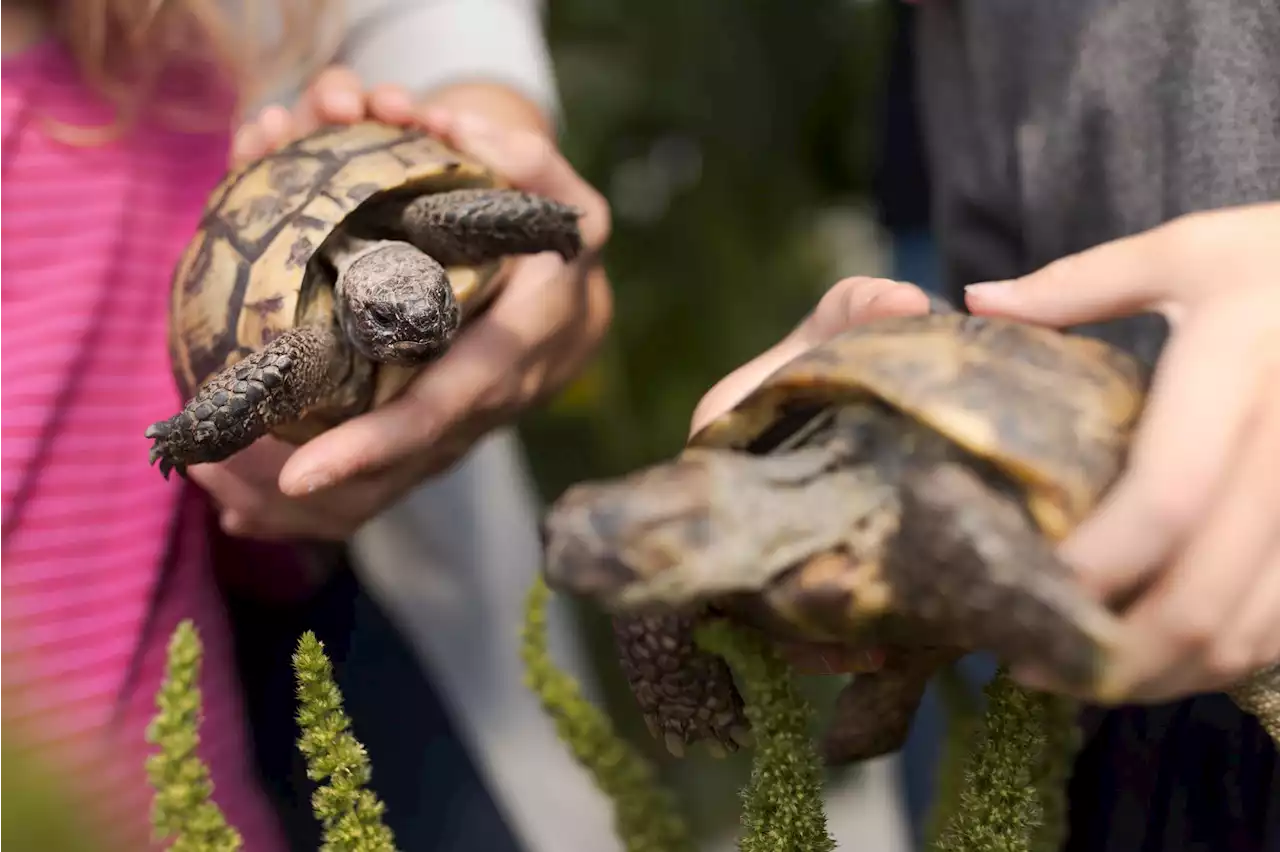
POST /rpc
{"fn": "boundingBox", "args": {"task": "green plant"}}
[928,668,1082,852]
[146,622,396,852]
[145,620,243,852]
[695,620,835,852]
[293,632,398,852]
[521,577,836,852]
[520,576,694,852]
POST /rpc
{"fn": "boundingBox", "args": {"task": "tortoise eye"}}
[367,303,396,327]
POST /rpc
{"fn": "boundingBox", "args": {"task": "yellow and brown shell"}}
[168,121,507,444]
[688,312,1150,540]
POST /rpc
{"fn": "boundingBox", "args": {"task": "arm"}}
[340,0,559,135]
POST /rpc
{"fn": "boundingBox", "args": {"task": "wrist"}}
[417,81,553,139]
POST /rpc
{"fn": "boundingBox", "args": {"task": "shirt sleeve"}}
[338,0,561,121]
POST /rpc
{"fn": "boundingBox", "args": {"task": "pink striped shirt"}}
[2,42,287,851]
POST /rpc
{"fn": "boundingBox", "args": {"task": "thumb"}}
[276,326,511,495]
[689,278,930,436]
[964,224,1180,327]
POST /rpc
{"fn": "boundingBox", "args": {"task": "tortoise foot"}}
[399,188,584,267]
[146,325,341,477]
[613,611,750,759]
[820,649,957,764]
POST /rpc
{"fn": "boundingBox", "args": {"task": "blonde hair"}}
[52,0,342,139]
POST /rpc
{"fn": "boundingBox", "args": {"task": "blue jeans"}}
[887,227,999,847]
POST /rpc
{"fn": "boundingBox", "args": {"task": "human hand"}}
[191,69,613,540]
[690,275,935,675]
[965,203,1280,703]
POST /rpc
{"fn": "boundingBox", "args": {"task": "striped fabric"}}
[2,41,287,851]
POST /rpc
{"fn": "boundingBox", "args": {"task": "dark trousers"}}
[223,559,524,852]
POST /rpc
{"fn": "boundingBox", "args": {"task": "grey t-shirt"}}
[916,0,1280,366]
[913,2,1280,849]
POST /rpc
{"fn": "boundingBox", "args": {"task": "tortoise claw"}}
[664,732,685,758]
[147,422,188,481]
[729,725,755,749]
[704,741,729,760]
[644,716,661,740]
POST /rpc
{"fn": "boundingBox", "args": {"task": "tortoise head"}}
[542,443,882,612]
[542,458,717,609]
[337,241,461,365]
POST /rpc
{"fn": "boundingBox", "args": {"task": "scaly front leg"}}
[399,188,584,266]
[613,611,753,758]
[146,324,346,478]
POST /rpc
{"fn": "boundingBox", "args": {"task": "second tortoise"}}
[542,306,1280,763]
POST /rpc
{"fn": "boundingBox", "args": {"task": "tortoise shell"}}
[688,312,1149,540]
[167,121,507,445]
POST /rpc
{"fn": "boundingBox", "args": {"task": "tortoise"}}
[146,121,583,477]
[541,303,1280,763]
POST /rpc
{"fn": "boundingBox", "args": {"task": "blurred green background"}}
[520,0,900,844]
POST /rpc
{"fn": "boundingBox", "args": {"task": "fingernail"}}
[325,89,363,118]
[230,125,258,164]
[303,473,331,494]
[285,471,331,496]
[963,281,1013,302]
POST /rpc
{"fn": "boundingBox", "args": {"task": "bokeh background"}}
[520,0,902,843]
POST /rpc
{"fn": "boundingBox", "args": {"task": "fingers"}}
[689,278,931,436]
[302,65,366,126]
[275,116,614,494]
[421,110,611,251]
[964,221,1181,326]
[1219,550,1280,673]
[230,105,294,166]
[278,253,576,493]
[1098,376,1280,702]
[230,66,380,168]
[366,83,416,125]
[1058,291,1279,603]
[187,439,345,539]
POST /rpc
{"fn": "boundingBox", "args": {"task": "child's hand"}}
[228,66,420,167]
[689,276,933,675]
[966,202,1280,703]
[191,69,612,543]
